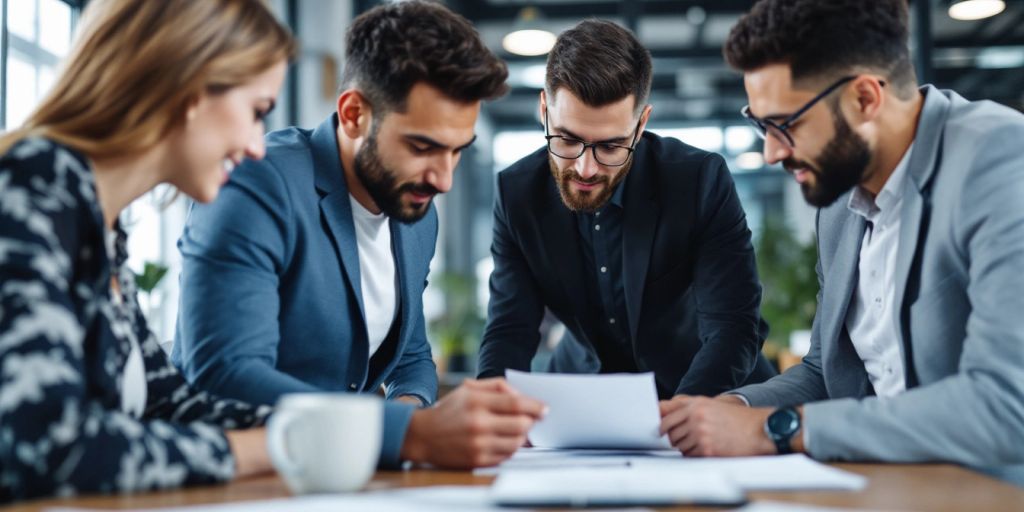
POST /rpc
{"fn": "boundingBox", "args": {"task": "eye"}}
[253,108,268,122]
[409,143,431,154]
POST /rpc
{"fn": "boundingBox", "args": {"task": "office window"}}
[3,0,74,129]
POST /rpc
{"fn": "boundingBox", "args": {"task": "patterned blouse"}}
[0,138,271,502]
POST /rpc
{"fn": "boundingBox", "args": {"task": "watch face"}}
[767,408,800,436]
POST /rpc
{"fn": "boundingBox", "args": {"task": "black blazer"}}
[477,131,774,398]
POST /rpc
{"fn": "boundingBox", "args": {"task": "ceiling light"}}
[948,0,1005,21]
[502,7,556,56]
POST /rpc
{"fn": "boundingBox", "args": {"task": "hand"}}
[226,428,274,478]
[658,395,776,457]
[401,378,546,468]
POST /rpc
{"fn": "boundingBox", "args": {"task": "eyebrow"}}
[403,134,478,151]
[552,125,630,145]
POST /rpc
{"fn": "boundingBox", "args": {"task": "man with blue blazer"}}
[173,1,545,470]
[477,20,776,399]
[660,0,1024,486]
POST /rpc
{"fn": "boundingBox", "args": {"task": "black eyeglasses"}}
[543,110,642,166]
[741,75,885,148]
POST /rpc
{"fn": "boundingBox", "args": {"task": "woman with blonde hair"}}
[0,0,296,502]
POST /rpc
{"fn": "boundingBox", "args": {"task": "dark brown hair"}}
[723,0,916,97]
[340,0,508,115]
[545,19,653,112]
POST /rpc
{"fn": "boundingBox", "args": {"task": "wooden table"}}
[7,463,1024,511]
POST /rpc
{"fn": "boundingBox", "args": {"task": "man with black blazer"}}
[477,19,775,398]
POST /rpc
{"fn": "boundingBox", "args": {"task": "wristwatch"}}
[764,406,801,454]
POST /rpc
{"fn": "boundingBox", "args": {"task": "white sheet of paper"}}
[634,454,868,491]
[478,449,866,492]
[473,447,681,476]
[505,369,672,449]
[490,465,746,507]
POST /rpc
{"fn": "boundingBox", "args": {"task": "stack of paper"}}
[490,465,746,507]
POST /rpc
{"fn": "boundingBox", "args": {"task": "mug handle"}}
[267,409,303,481]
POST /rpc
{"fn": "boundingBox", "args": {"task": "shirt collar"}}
[847,143,914,220]
[609,176,626,209]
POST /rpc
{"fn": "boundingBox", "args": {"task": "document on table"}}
[473,447,682,476]
[491,465,746,508]
[505,369,672,449]
[479,449,867,492]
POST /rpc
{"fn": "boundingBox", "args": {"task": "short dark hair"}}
[341,0,508,115]
[545,19,653,112]
[723,0,916,97]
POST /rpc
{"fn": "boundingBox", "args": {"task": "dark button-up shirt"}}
[575,179,636,371]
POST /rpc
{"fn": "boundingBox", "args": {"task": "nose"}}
[761,133,791,166]
[573,148,600,180]
[245,124,266,161]
[425,153,456,193]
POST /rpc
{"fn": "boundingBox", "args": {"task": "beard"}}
[354,129,439,224]
[784,108,872,208]
[548,156,632,212]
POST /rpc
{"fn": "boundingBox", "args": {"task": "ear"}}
[638,104,653,134]
[336,88,372,139]
[538,89,547,125]
[184,93,202,124]
[847,76,885,124]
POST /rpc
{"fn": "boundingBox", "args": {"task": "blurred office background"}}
[6,0,1021,373]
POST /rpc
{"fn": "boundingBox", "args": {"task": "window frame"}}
[0,0,80,130]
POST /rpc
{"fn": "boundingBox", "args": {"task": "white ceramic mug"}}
[267,393,382,494]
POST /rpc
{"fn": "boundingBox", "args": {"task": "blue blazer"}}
[172,115,438,468]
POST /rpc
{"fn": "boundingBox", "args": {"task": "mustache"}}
[782,158,818,175]
[398,182,441,196]
[556,168,609,186]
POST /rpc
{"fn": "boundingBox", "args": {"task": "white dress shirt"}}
[844,144,914,398]
[349,195,398,358]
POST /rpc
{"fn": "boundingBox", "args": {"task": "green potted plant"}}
[755,215,819,367]
[428,271,485,375]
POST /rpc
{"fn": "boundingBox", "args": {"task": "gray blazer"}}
[732,86,1024,483]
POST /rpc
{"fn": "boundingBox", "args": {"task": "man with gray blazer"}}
[659,0,1024,485]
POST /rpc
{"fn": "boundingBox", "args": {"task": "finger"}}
[659,399,686,417]
[659,407,690,435]
[484,413,535,437]
[679,434,701,456]
[464,377,516,394]
[486,434,527,458]
[667,423,691,446]
[480,391,547,418]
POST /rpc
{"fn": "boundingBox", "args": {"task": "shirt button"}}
[609,318,616,324]
[349,383,357,390]
[600,266,607,273]
[595,224,601,231]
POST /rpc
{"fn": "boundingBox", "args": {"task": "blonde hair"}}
[0,0,298,156]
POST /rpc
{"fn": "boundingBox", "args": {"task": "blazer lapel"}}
[622,140,658,343]
[892,86,952,387]
[312,115,367,327]
[390,221,417,360]
[820,210,866,364]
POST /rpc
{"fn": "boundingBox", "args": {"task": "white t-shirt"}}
[349,195,399,358]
